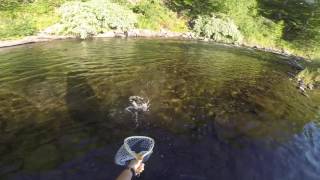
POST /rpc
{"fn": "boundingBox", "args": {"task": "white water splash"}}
[125,96,150,127]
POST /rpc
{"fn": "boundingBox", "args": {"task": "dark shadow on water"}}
[65,72,105,124]
[64,71,136,141]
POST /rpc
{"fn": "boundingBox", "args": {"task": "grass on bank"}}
[0,0,65,40]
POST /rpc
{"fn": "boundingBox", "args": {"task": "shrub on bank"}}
[193,14,243,44]
[55,0,137,39]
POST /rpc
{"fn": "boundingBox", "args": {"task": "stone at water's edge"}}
[95,29,194,38]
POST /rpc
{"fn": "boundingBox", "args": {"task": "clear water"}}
[0,38,319,180]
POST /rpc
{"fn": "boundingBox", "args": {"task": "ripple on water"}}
[0,39,319,180]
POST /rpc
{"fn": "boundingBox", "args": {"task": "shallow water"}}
[0,38,319,180]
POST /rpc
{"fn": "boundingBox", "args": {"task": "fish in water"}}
[126,96,150,127]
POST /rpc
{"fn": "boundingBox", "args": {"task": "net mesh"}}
[115,136,155,166]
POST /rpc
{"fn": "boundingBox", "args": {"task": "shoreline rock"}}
[93,29,194,39]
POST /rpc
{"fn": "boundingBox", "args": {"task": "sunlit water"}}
[0,39,319,180]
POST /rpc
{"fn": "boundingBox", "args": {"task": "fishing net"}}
[115,136,155,166]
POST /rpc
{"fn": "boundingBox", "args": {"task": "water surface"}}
[0,39,319,180]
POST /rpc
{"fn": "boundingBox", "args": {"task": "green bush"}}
[193,13,243,44]
[0,13,36,39]
[56,0,137,39]
[133,0,187,32]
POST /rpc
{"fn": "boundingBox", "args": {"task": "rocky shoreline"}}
[0,29,192,48]
[0,29,306,62]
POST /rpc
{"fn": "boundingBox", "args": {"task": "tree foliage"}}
[169,0,320,57]
[167,0,219,16]
[132,0,187,31]
[259,0,320,51]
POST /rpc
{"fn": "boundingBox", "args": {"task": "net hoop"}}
[124,136,155,159]
[115,136,155,166]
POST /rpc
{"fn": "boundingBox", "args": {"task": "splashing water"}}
[125,96,150,127]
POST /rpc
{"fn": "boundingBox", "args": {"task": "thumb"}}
[135,159,143,168]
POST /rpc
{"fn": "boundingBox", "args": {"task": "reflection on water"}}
[0,39,319,180]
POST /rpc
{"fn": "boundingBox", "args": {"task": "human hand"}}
[127,159,145,176]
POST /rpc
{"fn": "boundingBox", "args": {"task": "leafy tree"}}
[167,0,219,16]
[132,0,187,31]
[259,0,320,50]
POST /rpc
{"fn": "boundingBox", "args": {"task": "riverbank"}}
[1,0,319,60]
[0,29,307,63]
[0,29,192,48]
